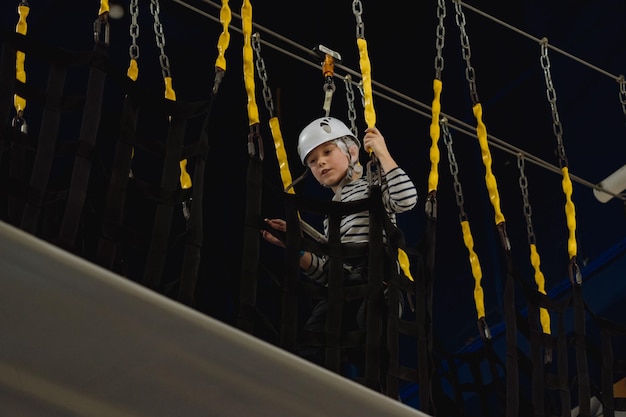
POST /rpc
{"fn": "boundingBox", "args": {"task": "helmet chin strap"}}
[331,157,362,201]
[284,169,309,193]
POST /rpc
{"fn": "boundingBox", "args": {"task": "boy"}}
[262,116,417,366]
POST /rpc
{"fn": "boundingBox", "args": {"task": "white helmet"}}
[297,117,359,165]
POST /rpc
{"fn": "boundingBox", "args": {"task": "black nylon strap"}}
[573,283,591,416]
[557,311,572,414]
[601,327,616,417]
[238,155,264,333]
[325,210,345,372]
[364,185,384,389]
[96,94,137,270]
[177,99,213,307]
[0,40,15,124]
[59,44,108,251]
[419,216,437,413]
[19,63,66,234]
[504,269,520,417]
[142,113,187,290]
[0,41,16,189]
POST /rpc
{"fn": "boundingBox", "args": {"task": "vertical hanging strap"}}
[279,198,302,353]
[177,0,232,306]
[364,185,385,390]
[251,32,294,194]
[19,62,66,234]
[13,1,29,133]
[97,0,139,271]
[573,283,591,416]
[539,37,589,415]
[554,308,572,414]
[517,154,552,338]
[0,31,23,223]
[212,0,231,94]
[58,10,109,251]
[352,0,413,282]
[238,0,265,334]
[601,326,617,417]
[142,104,187,290]
[453,3,519,414]
[142,0,189,290]
[441,120,490,338]
[325,210,345,373]
[96,93,138,271]
[176,100,213,307]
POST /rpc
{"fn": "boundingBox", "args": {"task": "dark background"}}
[2,0,626,412]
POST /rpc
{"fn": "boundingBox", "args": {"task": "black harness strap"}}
[176,100,214,307]
[325,207,346,372]
[504,268,521,417]
[238,154,264,333]
[496,224,520,417]
[379,201,432,405]
[278,196,304,352]
[0,40,15,127]
[573,282,592,416]
[0,39,22,223]
[418,213,437,413]
[142,110,187,290]
[18,61,66,235]
[96,93,138,271]
[585,303,626,416]
[58,43,108,252]
[513,265,576,417]
[364,184,385,390]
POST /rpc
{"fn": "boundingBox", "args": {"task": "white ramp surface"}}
[0,221,430,417]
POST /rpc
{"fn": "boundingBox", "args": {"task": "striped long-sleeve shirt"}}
[303,166,418,283]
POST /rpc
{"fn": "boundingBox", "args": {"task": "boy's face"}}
[305,141,351,190]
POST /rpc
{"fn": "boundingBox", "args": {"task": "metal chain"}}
[149,0,172,80]
[618,75,626,121]
[252,33,275,118]
[352,0,365,39]
[434,0,446,80]
[344,75,358,137]
[453,0,479,105]
[441,118,467,221]
[128,0,139,61]
[356,81,366,109]
[517,154,536,245]
[540,38,567,167]
[351,0,367,111]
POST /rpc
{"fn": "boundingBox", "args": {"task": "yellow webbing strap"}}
[472,102,505,225]
[561,166,577,260]
[127,59,138,81]
[397,248,413,281]
[162,77,191,190]
[14,3,29,115]
[98,0,110,15]
[356,36,411,281]
[530,244,551,334]
[241,0,259,126]
[164,77,176,102]
[356,38,375,129]
[269,117,294,194]
[428,79,442,194]
[179,159,191,189]
[461,220,486,320]
[215,0,231,72]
